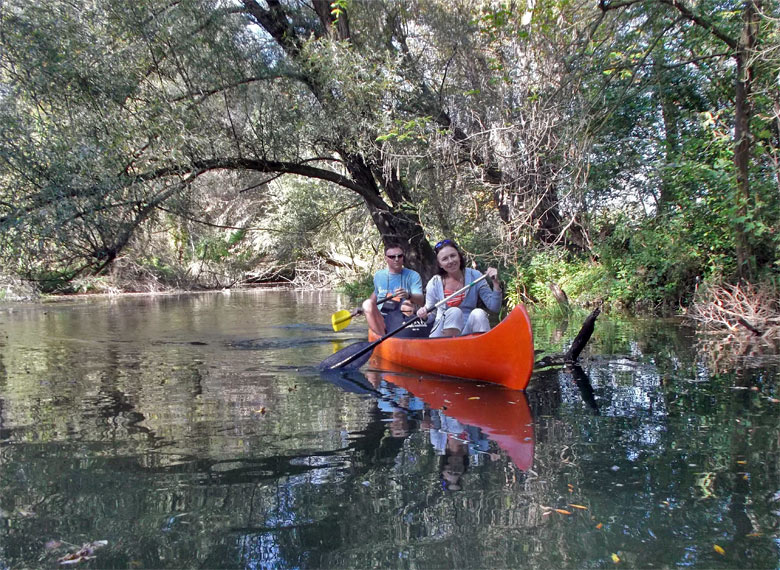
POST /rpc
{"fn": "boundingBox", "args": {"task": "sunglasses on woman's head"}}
[434,239,455,253]
[386,253,404,260]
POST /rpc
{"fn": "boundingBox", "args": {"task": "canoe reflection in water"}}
[327,357,535,491]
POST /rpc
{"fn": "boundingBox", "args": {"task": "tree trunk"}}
[241,1,439,276]
[341,154,437,279]
[654,46,680,209]
[733,0,760,280]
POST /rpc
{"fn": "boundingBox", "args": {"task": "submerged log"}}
[534,306,601,369]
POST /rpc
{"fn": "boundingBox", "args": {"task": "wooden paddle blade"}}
[331,309,353,331]
[318,341,372,371]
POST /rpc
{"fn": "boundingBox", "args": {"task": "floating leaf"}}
[568,504,588,510]
[611,553,620,563]
[596,522,603,529]
[58,541,108,565]
[714,545,725,555]
[59,554,92,565]
[554,509,572,515]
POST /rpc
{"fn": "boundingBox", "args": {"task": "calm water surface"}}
[0,290,778,569]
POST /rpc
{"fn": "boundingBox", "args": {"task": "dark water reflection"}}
[0,291,777,569]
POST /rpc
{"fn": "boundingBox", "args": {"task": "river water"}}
[0,290,777,568]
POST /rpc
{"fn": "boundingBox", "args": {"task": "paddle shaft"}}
[332,295,393,327]
[326,273,489,370]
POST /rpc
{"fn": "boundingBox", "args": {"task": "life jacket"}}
[382,302,433,338]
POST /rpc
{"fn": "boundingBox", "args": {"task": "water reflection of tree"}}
[2,306,779,568]
[528,350,779,568]
[697,333,780,375]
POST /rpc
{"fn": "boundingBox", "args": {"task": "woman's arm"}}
[476,268,502,313]
[417,276,442,320]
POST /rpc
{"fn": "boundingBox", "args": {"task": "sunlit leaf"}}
[611,553,620,563]
[714,545,725,555]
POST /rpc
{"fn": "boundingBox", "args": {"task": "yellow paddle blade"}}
[331,309,354,331]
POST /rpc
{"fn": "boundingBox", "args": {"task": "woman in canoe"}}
[416,239,502,337]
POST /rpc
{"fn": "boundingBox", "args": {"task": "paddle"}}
[319,273,489,371]
[331,296,392,332]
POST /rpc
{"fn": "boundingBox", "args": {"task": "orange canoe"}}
[366,362,535,471]
[368,305,534,391]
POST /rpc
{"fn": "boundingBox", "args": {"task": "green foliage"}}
[505,250,611,310]
[339,273,373,302]
[27,269,82,294]
[375,117,433,143]
[594,202,737,309]
[0,0,779,305]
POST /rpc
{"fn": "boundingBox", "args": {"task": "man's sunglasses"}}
[386,254,404,260]
[434,239,455,252]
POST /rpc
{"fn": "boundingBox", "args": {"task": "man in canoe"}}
[361,243,425,336]
[416,239,502,337]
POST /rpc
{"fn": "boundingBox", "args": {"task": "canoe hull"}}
[368,305,534,390]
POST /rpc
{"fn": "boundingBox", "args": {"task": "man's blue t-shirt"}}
[373,268,423,301]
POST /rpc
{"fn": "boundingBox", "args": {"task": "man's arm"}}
[408,270,425,306]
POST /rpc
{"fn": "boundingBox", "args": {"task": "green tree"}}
[0,0,603,287]
[595,0,779,281]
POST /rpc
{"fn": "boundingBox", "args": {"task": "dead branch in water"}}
[689,281,780,338]
[535,306,601,369]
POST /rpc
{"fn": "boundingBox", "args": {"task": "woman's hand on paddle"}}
[417,306,429,321]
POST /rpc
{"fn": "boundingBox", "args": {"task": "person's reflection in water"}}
[365,371,420,438]
[388,396,411,438]
[362,371,503,490]
[429,409,499,491]
[440,436,470,491]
